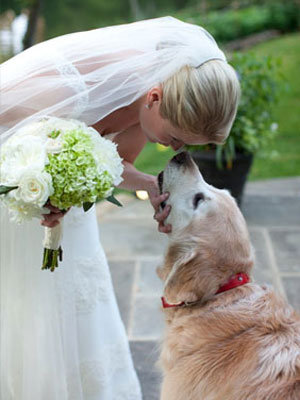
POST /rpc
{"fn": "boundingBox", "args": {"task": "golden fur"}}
[157,152,300,400]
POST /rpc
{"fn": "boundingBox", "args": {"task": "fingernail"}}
[164,192,169,198]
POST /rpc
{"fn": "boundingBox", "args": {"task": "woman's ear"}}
[146,86,163,108]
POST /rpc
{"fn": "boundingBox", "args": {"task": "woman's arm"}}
[113,124,171,233]
[113,123,155,191]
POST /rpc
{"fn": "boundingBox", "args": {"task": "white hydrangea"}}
[88,127,124,187]
[46,137,63,154]
[0,135,47,186]
[1,195,46,223]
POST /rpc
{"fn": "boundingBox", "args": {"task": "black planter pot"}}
[191,151,254,206]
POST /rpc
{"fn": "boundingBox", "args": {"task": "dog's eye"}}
[193,192,205,209]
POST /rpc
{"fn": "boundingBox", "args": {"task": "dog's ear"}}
[162,242,207,304]
[162,242,226,305]
[161,223,255,305]
[156,265,168,281]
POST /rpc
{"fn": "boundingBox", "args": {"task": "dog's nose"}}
[171,151,190,165]
[157,171,164,194]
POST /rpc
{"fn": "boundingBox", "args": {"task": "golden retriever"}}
[156,151,300,400]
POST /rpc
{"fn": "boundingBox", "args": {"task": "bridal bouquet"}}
[0,117,123,271]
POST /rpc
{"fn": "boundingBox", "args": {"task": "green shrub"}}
[203,6,270,42]
[266,2,300,32]
[176,2,300,44]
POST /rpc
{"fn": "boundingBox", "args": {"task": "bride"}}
[0,16,240,399]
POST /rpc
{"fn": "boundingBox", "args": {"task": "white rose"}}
[15,120,49,142]
[17,170,54,207]
[12,202,44,223]
[43,117,86,136]
[46,138,63,154]
[92,136,124,186]
[12,117,86,141]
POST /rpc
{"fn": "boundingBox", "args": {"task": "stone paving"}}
[96,177,300,400]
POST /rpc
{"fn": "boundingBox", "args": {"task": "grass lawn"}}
[134,33,300,181]
[135,143,176,176]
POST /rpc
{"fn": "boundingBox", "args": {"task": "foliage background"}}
[1,0,299,41]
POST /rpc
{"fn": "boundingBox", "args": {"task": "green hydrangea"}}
[46,128,113,210]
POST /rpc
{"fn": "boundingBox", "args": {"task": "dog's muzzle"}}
[158,171,164,194]
[157,171,166,209]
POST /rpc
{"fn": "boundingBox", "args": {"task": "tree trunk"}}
[23,0,42,50]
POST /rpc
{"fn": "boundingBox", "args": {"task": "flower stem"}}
[42,247,63,272]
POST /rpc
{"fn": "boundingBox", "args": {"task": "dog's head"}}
[157,151,254,305]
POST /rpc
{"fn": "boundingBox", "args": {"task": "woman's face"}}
[139,88,209,151]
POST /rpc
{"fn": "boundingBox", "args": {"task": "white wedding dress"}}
[0,205,142,400]
[0,17,227,400]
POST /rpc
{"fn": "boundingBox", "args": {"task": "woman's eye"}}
[193,192,205,209]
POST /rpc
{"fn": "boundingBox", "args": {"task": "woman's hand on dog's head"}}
[147,184,172,234]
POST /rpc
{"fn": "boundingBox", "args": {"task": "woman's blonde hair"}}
[160,60,240,143]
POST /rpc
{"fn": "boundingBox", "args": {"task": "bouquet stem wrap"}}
[42,222,63,271]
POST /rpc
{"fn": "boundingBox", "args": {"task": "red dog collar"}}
[161,272,250,309]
